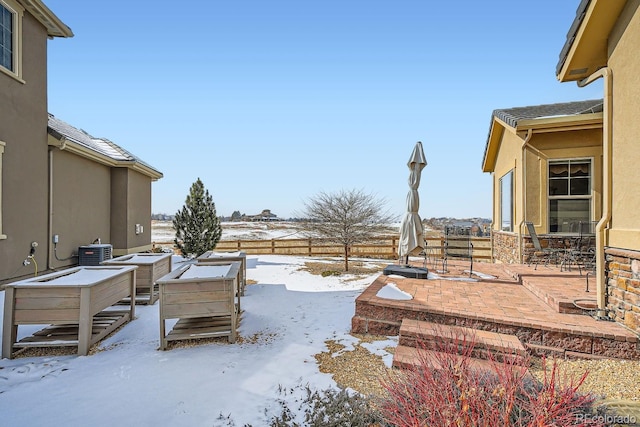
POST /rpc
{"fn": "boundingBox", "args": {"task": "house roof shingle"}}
[556,0,591,76]
[482,99,603,172]
[491,98,603,128]
[48,114,163,179]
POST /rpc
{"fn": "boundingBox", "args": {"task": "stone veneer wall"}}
[606,247,640,333]
[492,231,518,264]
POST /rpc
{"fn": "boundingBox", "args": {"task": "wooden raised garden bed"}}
[102,253,172,304]
[196,251,247,295]
[2,266,137,358]
[157,262,241,350]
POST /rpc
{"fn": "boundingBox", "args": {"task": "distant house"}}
[244,209,282,222]
[0,1,162,284]
[555,0,640,326]
[482,99,603,263]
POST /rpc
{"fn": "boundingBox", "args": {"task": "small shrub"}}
[378,330,605,427]
[320,270,341,277]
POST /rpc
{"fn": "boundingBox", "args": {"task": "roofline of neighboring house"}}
[18,0,74,38]
[482,111,603,173]
[48,130,163,181]
[556,0,629,82]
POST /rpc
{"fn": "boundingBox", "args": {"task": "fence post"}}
[271,239,275,254]
[309,238,312,256]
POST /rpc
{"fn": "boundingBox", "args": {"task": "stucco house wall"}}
[49,148,111,270]
[47,114,163,268]
[608,1,640,251]
[111,168,154,255]
[0,1,71,284]
[556,0,640,330]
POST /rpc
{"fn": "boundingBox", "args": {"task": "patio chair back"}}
[525,222,543,251]
[525,221,565,269]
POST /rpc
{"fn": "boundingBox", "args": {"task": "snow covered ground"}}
[0,253,398,426]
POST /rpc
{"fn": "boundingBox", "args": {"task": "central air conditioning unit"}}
[78,244,113,266]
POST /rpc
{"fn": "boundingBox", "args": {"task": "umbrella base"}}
[383,264,429,279]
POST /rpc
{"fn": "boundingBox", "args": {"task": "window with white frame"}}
[500,170,513,232]
[548,159,591,233]
[0,0,22,78]
[0,140,5,239]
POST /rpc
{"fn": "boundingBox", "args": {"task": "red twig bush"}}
[379,328,605,426]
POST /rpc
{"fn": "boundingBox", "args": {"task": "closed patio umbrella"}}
[398,141,427,264]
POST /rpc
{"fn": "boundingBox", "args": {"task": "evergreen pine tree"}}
[173,178,222,257]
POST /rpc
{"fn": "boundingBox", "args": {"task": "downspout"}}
[518,129,534,263]
[578,67,611,311]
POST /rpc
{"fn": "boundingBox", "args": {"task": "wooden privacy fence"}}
[154,236,492,261]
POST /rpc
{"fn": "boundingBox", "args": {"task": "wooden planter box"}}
[102,253,172,304]
[2,266,137,358]
[157,262,241,350]
[196,251,246,295]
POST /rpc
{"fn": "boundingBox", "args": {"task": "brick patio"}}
[351,259,640,360]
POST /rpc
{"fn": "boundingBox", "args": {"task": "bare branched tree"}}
[298,189,396,271]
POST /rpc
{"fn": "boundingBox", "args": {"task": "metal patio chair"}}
[562,221,597,275]
[525,222,565,269]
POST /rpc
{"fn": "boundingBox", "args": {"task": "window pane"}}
[549,179,568,196]
[571,177,589,195]
[549,199,590,233]
[0,4,12,72]
[549,164,568,177]
[500,171,513,232]
[570,162,590,177]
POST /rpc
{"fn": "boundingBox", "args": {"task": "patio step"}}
[398,319,527,364]
[392,344,495,371]
[514,269,597,314]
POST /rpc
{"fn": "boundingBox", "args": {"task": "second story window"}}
[0,0,22,78]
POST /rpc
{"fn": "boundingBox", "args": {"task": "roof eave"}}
[557,0,627,82]
[18,0,73,38]
[48,134,164,180]
[515,112,603,132]
[482,117,511,173]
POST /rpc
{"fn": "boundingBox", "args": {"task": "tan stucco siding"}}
[50,149,111,269]
[608,4,640,250]
[490,128,602,236]
[110,168,153,255]
[491,129,522,232]
[0,13,49,282]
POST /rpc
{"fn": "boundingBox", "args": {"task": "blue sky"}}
[44,0,603,220]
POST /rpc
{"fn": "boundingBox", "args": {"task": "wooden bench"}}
[157,261,241,350]
[196,251,247,296]
[102,253,172,304]
[2,266,137,358]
